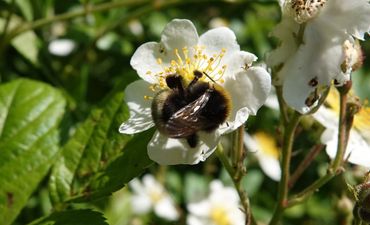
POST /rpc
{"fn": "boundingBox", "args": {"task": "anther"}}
[308,77,318,87]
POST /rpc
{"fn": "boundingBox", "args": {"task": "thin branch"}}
[275,85,289,125]
[288,144,324,189]
[287,89,350,207]
[216,143,257,225]
[269,112,301,225]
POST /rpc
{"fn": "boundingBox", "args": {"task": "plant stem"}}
[232,126,246,181]
[269,112,301,225]
[288,144,324,189]
[275,85,289,125]
[331,93,348,169]
[216,142,256,225]
[287,90,349,207]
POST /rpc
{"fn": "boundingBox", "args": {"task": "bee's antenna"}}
[190,70,217,87]
[202,71,217,83]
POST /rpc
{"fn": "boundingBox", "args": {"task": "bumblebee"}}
[151,70,231,148]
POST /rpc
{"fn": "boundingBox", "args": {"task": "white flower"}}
[129,174,179,221]
[267,0,370,113]
[48,39,76,56]
[187,180,245,225]
[119,19,271,165]
[313,89,370,168]
[244,132,281,181]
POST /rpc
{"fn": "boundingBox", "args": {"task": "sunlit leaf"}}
[49,91,152,203]
[0,79,66,225]
[69,128,154,202]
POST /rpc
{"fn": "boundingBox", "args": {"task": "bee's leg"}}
[186,134,198,148]
[188,70,203,87]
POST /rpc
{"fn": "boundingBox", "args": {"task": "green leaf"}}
[49,91,152,203]
[29,209,108,225]
[0,16,40,65]
[0,79,66,225]
[70,128,154,202]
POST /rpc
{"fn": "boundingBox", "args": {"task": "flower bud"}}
[353,172,370,224]
[337,195,354,215]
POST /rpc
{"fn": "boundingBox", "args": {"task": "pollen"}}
[149,189,164,203]
[284,0,327,23]
[149,45,228,88]
[210,206,231,225]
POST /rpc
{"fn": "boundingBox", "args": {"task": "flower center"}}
[284,0,327,23]
[148,46,228,90]
[325,89,370,142]
[353,104,370,142]
[253,132,279,159]
[210,206,231,225]
[149,188,164,203]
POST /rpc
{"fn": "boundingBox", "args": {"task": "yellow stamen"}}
[150,45,229,89]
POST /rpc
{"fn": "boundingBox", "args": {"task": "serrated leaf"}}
[70,128,154,202]
[49,91,136,203]
[0,79,66,225]
[28,209,108,225]
[49,109,103,204]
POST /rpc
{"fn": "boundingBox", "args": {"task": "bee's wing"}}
[165,91,210,138]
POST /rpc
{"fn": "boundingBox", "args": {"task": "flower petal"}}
[199,27,240,60]
[244,133,281,181]
[119,80,155,134]
[130,194,152,214]
[187,215,206,225]
[130,42,166,84]
[161,19,199,51]
[147,131,220,165]
[155,197,179,221]
[48,39,76,56]
[187,200,211,217]
[313,107,338,130]
[142,174,162,190]
[317,0,370,40]
[220,67,271,133]
[224,51,258,76]
[323,128,370,168]
[266,17,299,85]
[281,26,350,113]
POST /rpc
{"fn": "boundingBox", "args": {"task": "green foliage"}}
[29,209,108,225]
[0,79,66,225]
[49,91,131,203]
[49,91,153,204]
[69,128,154,202]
